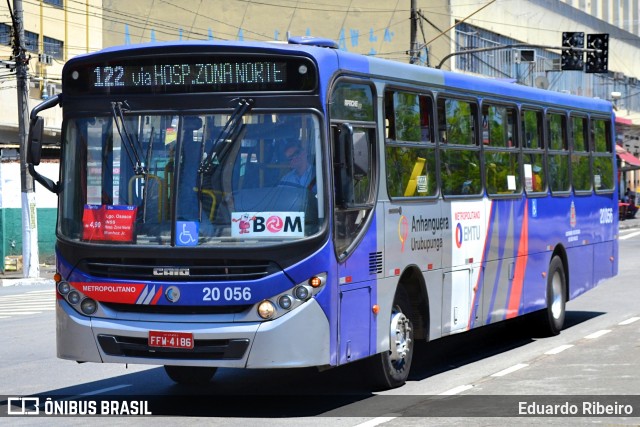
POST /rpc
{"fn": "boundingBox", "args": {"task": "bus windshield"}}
[59,111,324,246]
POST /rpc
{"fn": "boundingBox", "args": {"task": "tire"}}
[368,288,414,390]
[539,256,567,336]
[164,365,217,385]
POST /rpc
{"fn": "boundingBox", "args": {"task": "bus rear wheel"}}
[368,288,414,390]
[539,256,566,336]
[164,365,217,385]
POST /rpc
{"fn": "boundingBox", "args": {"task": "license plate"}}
[148,331,194,349]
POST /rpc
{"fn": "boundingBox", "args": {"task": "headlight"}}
[67,290,81,305]
[80,298,98,315]
[57,281,71,295]
[248,272,327,321]
[278,295,293,309]
[293,285,311,300]
[257,300,276,319]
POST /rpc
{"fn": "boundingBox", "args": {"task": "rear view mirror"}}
[352,130,370,176]
[27,116,44,166]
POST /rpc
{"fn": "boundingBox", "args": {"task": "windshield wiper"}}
[198,98,254,175]
[111,101,146,175]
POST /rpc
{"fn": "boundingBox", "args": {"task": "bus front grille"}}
[79,258,279,282]
[100,302,251,315]
[97,334,250,360]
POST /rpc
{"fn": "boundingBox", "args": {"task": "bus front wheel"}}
[164,365,217,385]
[368,288,414,390]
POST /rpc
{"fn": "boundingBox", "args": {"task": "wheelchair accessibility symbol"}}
[176,221,199,246]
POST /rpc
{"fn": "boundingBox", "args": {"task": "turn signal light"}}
[309,276,323,288]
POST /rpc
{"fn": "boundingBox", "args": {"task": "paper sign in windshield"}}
[82,204,137,242]
[231,212,304,238]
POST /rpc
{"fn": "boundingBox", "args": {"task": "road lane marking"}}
[544,344,574,355]
[0,302,56,309]
[619,230,640,240]
[353,416,398,427]
[53,385,133,404]
[491,363,528,377]
[438,384,474,395]
[619,317,640,325]
[0,291,56,319]
[78,384,132,396]
[584,329,611,339]
[0,311,39,315]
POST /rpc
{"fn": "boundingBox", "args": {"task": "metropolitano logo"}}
[7,397,40,415]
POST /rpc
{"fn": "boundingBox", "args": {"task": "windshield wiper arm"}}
[111,101,146,175]
[198,98,254,175]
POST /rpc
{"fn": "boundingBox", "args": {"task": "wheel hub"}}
[551,271,563,319]
[389,309,412,366]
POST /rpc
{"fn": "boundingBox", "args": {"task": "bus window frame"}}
[545,109,572,197]
[590,114,615,195]
[383,85,440,201]
[329,77,379,261]
[436,93,483,200]
[480,99,522,199]
[521,106,548,197]
[569,112,593,196]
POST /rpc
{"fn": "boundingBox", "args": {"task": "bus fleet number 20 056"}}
[202,287,252,302]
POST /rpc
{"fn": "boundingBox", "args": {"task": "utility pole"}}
[11,0,40,278]
[409,0,419,64]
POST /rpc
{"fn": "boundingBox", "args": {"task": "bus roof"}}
[69,39,613,115]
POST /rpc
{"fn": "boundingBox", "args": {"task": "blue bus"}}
[28,37,618,389]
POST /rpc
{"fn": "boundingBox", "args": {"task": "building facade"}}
[0,0,102,269]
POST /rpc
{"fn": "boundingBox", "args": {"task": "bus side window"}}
[483,103,520,196]
[547,112,570,194]
[571,115,592,193]
[384,90,437,198]
[592,118,614,192]
[437,97,481,196]
[522,109,546,194]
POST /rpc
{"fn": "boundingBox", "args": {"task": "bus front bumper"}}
[56,298,331,369]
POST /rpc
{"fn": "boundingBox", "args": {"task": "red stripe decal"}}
[151,286,164,305]
[468,200,493,329]
[507,202,528,319]
[73,282,147,304]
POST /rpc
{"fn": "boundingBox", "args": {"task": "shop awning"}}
[615,116,634,126]
[616,145,640,170]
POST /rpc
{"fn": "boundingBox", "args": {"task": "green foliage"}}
[549,154,570,192]
[440,148,481,195]
[385,146,437,197]
[571,154,591,191]
[445,100,474,145]
[394,92,422,142]
[593,156,614,190]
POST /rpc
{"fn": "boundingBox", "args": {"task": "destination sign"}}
[64,55,317,95]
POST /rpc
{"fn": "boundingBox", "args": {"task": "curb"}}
[0,278,55,287]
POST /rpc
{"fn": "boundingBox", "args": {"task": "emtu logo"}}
[455,223,481,248]
[455,223,463,248]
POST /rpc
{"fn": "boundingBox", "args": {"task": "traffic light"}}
[585,33,609,73]
[561,32,584,71]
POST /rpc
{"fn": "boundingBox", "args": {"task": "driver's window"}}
[329,81,377,259]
